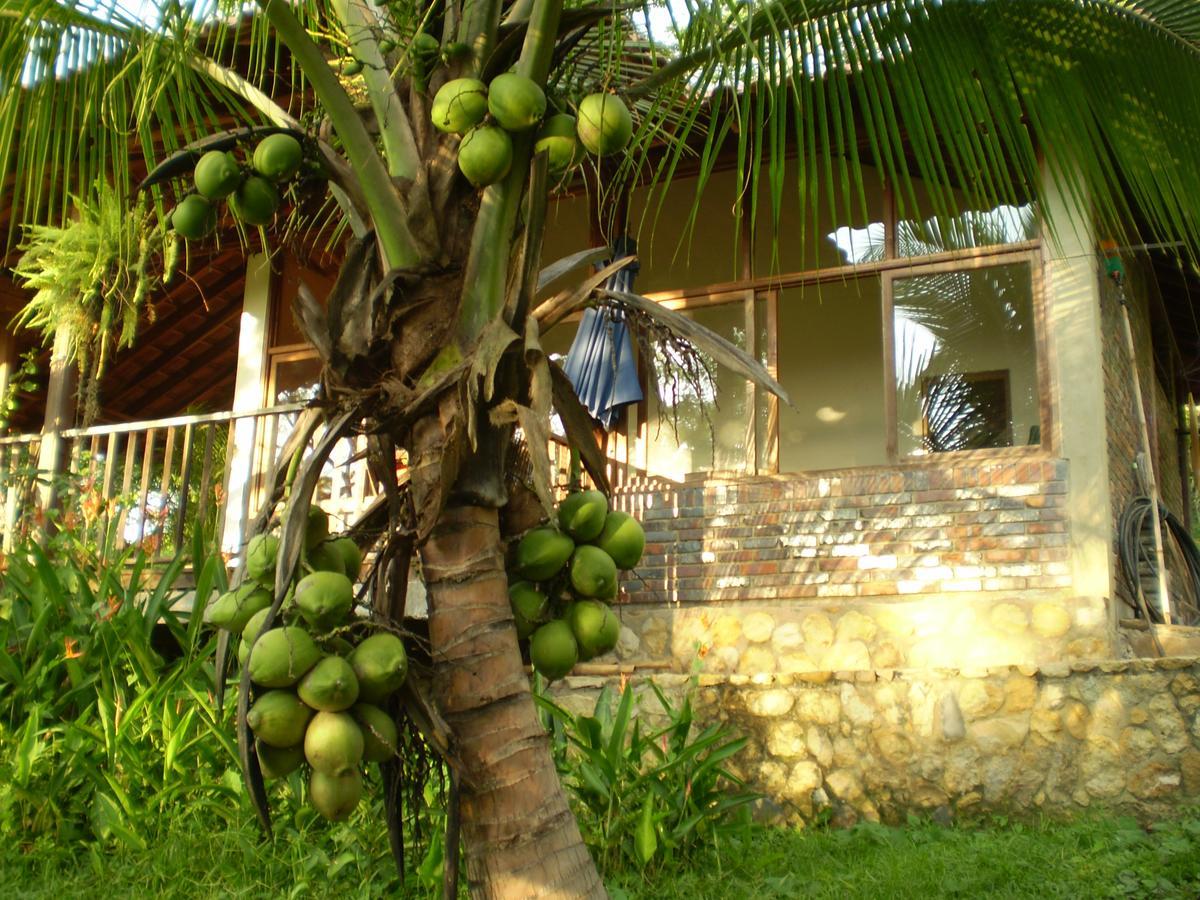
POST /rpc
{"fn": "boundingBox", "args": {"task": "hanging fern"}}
[11,182,175,425]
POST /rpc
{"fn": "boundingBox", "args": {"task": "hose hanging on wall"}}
[1117,496,1200,625]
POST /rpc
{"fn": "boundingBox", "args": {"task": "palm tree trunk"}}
[419,502,606,899]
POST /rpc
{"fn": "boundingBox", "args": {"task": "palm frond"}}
[624,0,1200,264]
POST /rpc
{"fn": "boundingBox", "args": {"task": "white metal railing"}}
[0,405,303,559]
[0,406,675,562]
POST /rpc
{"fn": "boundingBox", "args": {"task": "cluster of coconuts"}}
[168,133,307,240]
[509,490,645,680]
[431,72,633,188]
[206,505,407,822]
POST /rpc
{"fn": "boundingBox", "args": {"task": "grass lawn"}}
[4,812,1200,898]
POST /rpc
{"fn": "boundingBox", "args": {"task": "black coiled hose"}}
[1117,496,1200,624]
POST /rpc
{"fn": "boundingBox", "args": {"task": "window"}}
[622,169,1044,479]
[887,258,1041,458]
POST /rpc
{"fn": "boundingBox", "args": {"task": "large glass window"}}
[776,278,888,472]
[890,260,1040,457]
[643,300,764,479]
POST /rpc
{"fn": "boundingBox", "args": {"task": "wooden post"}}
[221,253,273,557]
[1118,297,1172,624]
[36,325,77,529]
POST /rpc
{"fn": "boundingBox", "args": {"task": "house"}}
[4,81,1200,823]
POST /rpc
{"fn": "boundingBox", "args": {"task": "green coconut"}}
[353,704,399,762]
[169,195,216,239]
[458,126,513,188]
[332,537,363,580]
[256,742,305,780]
[569,545,618,600]
[534,114,581,171]
[241,606,272,644]
[431,78,488,134]
[310,769,363,821]
[515,526,575,582]
[576,93,633,157]
[247,626,322,688]
[305,505,329,549]
[530,619,578,681]
[307,541,345,576]
[557,490,608,542]
[298,656,360,712]
[246,689,313,748]
[487,72,546,132]
[294,571,354,630]
[304,710,365,774]
[348,633,409,703]
[253,133,303,182]
[509,581,549,639]
[410,32,440,60]
[595,511,646,570]
[205,581,272,633]
[245,533,280,588]
[229,175,280,227]
[568,599,620,661]
[193,150,242,199]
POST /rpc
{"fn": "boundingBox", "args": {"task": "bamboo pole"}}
[1115,283,1172,624]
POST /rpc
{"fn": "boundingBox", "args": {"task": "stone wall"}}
[603,458,1110,671]
[553,657,1200,825]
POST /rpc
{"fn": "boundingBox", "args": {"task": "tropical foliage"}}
[5,1,1200,896]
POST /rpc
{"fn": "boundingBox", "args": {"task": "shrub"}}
[536,678,758,876]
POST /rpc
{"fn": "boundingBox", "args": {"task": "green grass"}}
[4,812,1200,899]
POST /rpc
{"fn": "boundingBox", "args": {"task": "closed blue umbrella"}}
[562,237,644,430]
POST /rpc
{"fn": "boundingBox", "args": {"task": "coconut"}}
[310,769,363,821]
[534,114,581,172]
[205,582,272,633]
[169,195,216,239]
[576,94,633,157]
[569,545,618,600]
[568,599,620,661]
[241,606,272,645]
[305,505,329,549]
[306,541,345,576]
[193,150,242,199]
[248,626,322,688]
[353,704,399,762]
[431,78,488,134]
[246,689,313,748]
[348,633,409,703]
[229,175,279,227]
[530,619,578,680]
[294,570,354,631]
[256,742,305,780]
[253,133,303,182]
[305,710,365,774]
[410,32,440,61]
[245,533,280,588]
[594,511,645,570]
[332,537,363,580]
[487,73,546,132]
[298,656,360,712]
[508,581,549,639]
[515,526,575,582]
[557,490,608,542]
[458,126,513,188]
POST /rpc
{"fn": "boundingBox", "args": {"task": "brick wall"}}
[601,457,1108,673]
[615,459,1070,606]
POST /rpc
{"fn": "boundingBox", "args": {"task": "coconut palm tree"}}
[5,1,1200,896]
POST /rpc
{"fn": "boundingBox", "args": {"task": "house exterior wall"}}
[604,458,1108,674]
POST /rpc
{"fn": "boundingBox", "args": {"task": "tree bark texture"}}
[419,503,606,899]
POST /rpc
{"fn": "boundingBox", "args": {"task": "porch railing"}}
[0,405,303,560]
[0,406,677,563]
